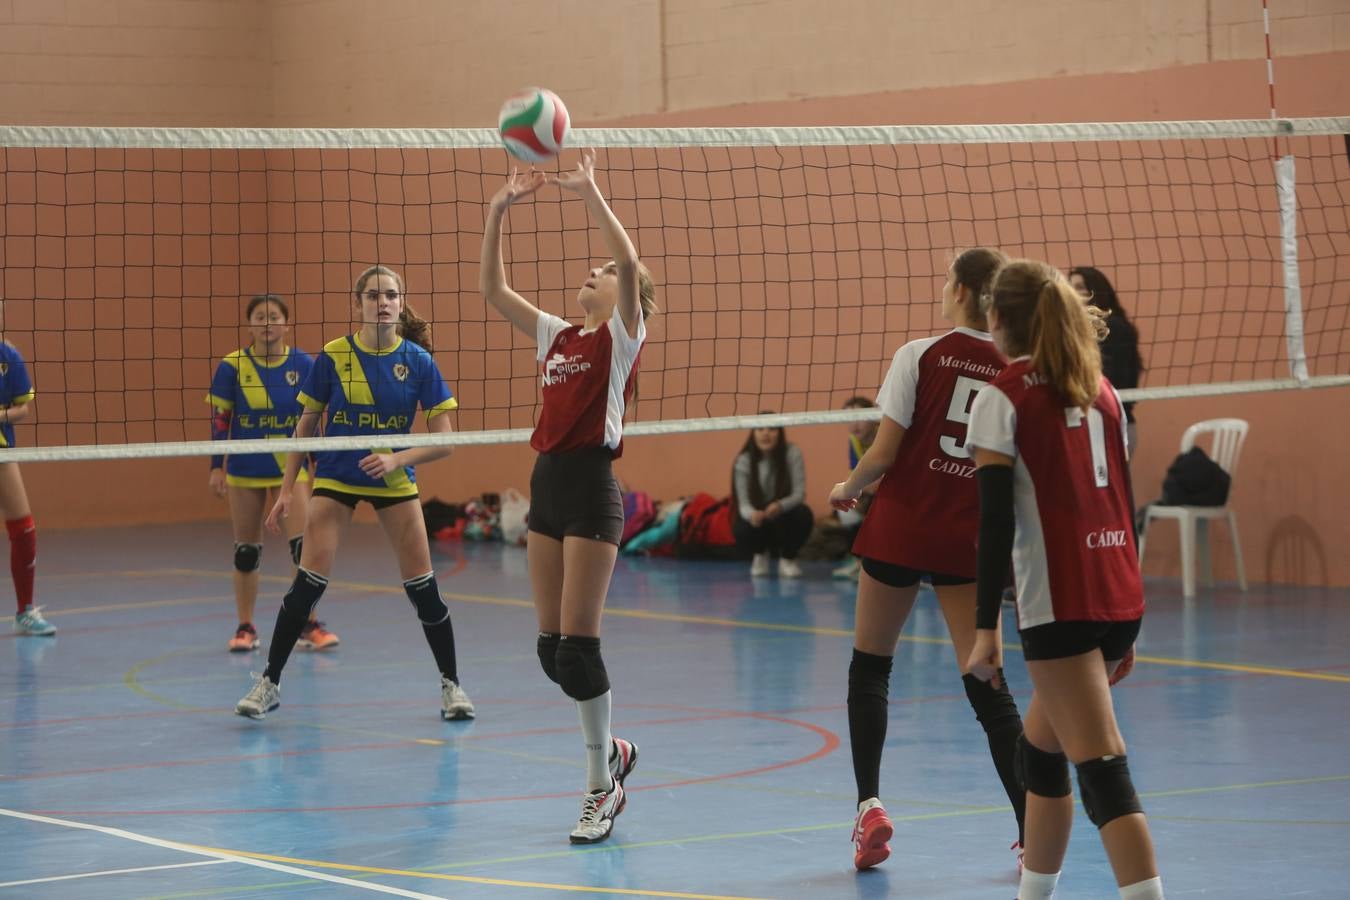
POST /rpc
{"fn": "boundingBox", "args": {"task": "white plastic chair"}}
[1137,418,1249,598]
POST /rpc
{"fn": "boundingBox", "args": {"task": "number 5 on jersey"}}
[940,375,987,460]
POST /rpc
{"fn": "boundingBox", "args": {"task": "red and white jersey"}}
[966,358,1143,628]
[531,304,645,457]
[852,327,1006,576]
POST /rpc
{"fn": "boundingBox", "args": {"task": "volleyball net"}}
[0,118,1347,461]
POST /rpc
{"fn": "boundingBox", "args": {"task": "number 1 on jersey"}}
[1065,406,1110,487]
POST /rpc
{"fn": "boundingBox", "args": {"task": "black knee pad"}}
[555,636,610,701]
[1016,734,1072,798]
[537,632,561,684]
[1076,755,1143,829]
[847,649,893,703]
[404,573,449,625]
[962,671,1022,733]
[233,542,263,573]
[288,535,303,566]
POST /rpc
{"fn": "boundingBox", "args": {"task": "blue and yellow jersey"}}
[299,334,457,498]
[0,343,35,449]
[206,346,314,487]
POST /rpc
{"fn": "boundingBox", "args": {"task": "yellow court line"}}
[182,846,767,900]
[174,771,1350,891]
[88,568,1350,683]
[45,594,234,617]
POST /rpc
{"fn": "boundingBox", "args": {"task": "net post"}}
[1274,153,1309,383]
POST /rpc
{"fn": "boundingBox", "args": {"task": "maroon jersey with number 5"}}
[852,327,1006,576]
[966,359,1143,628]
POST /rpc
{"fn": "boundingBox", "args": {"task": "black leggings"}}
[733,504,814,559]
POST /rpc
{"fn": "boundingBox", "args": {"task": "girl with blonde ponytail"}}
[966,259,1162,900]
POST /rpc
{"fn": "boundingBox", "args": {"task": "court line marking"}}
[0,808,447,899]
[0,809,768,900]
[0,859,231,888]
[156,567,1350,681]
[68,772,1350,897]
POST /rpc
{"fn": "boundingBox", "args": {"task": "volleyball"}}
[497,87,570,163]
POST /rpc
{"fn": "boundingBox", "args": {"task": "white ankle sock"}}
[1120,876,1164,899]
[1018,868,1060,900]
[576,691,613,792]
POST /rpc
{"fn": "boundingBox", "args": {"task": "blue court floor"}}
[2,523,1348,899]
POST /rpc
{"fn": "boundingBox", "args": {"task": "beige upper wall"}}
[2,0,1348,126]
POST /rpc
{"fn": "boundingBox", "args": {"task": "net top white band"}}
[3,376,1347,464]
[2,117,1348,150]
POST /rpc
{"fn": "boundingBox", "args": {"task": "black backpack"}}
[1160,446,1231,507]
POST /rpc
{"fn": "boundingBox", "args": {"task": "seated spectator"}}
[732,421,813,578]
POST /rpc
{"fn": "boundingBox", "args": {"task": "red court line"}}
[25,707,840,817]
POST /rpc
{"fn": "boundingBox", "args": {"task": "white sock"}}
[576,691,613,792]
[1120,876,1164,899]
[857,796,882,814]
[1018,868,1060,900]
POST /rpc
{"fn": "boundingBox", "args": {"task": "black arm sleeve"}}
[976,465,1017,631]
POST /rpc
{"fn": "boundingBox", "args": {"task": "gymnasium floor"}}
[3,523,1347,899]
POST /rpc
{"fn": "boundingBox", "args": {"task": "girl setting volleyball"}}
[480,149,656,844]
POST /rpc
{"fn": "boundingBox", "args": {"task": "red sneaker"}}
[228,623,259,653]
[852,799,893,870]
[298,620,340,651]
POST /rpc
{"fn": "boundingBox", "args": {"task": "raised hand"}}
[552,148,598,194]
[489,167,547,213]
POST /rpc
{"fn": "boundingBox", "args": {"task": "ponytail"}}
[398,304,433,351]
[990,260,1107,410]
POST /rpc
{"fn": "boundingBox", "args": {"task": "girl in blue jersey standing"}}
[208,294,338,653]
[0,300,48,636]
[235,266,472,722]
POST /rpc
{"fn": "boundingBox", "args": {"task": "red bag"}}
[678,493,735,547]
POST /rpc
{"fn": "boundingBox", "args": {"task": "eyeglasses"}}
[360,290,401,302]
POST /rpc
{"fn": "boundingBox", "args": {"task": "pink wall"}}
[2,2,1348,588]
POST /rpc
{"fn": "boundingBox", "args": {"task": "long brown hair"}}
[951,247,1007,330]
[732,423,792,510]
[354,264,433,351]
[986,259,1108,410]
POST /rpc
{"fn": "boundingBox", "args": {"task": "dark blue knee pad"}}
[288,535,303,566]
[555,636,610,701]
[281,567,328,617]
[537,632,561,684]
[1016,734,1072,798]
[1076,754,1143,828]
[233,542,263,573]
[404,573,449,625]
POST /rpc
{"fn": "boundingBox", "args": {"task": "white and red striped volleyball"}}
[497,88,570,163]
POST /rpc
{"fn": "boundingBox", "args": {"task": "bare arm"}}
[481,168,548,337]
[280,408,322,492]
[2,403,33,427]
[389,410,454,468]
[832,416,906,506]
[555,149,642,339]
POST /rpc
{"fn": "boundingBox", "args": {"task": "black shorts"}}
[312,487,417,511]
[529,447,624,546]
[1020,618,1142,662]
[861,557,974,589]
